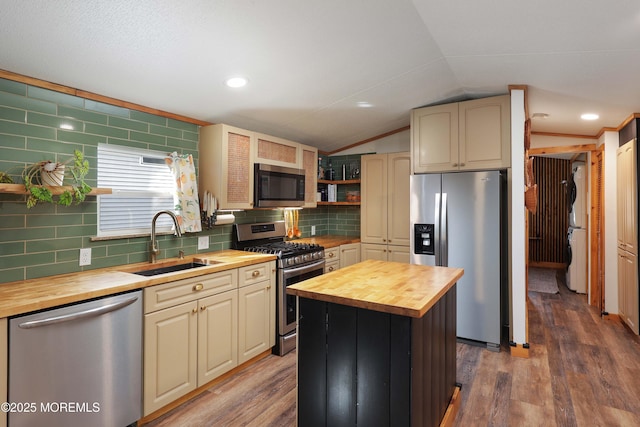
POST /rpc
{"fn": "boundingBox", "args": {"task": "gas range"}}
[232,221,326,356]
[232,222,325,268]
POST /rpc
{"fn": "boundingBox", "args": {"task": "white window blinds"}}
[97,144,177,237]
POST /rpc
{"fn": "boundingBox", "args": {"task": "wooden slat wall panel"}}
[528,157,572,264]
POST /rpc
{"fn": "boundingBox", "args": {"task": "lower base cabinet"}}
[361,243,410,263]
[324,243,361,273]
[618,249,639,334]
[339,243,361,268]
[143,262,274,416]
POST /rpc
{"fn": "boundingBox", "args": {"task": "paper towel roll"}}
[214,213,235,225]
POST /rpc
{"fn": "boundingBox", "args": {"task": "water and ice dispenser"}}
[414,223,434,255]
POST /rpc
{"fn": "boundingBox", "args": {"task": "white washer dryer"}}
[566,227,587,294]
[569,162,587,228]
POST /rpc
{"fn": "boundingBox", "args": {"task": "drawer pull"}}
[252,270,260,278]
[266,285,271,290]
[328,252,335,258]
[328,266,334,272]
[193,283,204,292]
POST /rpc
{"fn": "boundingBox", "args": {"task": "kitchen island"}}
[288,259,463,427]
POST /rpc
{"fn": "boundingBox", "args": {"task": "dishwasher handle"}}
[18,295,139,329]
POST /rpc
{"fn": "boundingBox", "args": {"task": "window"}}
[97,144,177,237]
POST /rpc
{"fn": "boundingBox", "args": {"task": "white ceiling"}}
[2,0,640,152]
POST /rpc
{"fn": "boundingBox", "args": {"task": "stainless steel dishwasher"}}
[9,290,142,427]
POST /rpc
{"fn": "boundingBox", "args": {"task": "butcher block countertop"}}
[287,259,463,318]
[289,235,360,248]
[0,250,276,318]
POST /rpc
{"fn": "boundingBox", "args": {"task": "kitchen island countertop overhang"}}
[287,259,463,318]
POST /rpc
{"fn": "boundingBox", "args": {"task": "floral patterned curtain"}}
[165,152,202,233]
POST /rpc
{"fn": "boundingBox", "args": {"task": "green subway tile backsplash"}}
[58,105,108,124]
[0,79,26,96]
[27,86,84,108]
[84,100,129,117]
[0,76,360,285]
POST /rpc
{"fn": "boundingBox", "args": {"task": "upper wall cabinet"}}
[299,143,318,208]
[254,133,302,169]
[199,124,318,210]
[411,95,511,173]
[200,124,254,210]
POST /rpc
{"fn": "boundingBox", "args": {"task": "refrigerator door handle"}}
[441,193,448,267]
[434,192,441,266]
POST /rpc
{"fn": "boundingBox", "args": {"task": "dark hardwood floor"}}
[144,273,640,427]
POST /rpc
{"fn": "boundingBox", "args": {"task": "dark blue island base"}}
[297,284,458,427]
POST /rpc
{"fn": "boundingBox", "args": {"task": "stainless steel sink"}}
[133,262,208,276]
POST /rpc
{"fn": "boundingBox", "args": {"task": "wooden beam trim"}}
[528,144,596,156]
[320,125,411,156]
[0,69,212,127]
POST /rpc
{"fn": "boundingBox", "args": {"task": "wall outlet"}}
[198,236,210,250]
[311,225,316,236]
[79,248,92,266]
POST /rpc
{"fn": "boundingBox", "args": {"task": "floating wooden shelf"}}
[317,201,360,206]
[0,183,112,196]
[317,179,360,185]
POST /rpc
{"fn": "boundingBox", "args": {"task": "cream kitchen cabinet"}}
[618,249,639,334]
[254,133,302,169]
[199,124,255,210]
[323,244,360,272]
[411,95,510,173]
[339,243,361,268]
[238,262,276,364]
[617,139,637,253]
[360,243,410,263]
[143,269,238,415]
[360,152,410,263]
[617,138,638,334]
[325,247,340,273]
[1,318,6,427]
[300,143,318,208]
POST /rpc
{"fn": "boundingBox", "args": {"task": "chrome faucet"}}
[150,210,182,263]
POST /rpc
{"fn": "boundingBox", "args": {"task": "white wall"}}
[601,131,619,314]
[510,90,527,345]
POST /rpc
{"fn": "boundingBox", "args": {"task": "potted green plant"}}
[22,150,92,208]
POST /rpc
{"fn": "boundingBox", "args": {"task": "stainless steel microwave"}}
[254,163,305,207]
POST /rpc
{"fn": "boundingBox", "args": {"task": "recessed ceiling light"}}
[225,77,248,88]
[357,101,373,108]
[580,113,599,121]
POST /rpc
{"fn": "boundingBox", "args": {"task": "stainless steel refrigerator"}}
[410,170,506,351]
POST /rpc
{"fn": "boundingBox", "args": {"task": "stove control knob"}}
[294,256,301,264]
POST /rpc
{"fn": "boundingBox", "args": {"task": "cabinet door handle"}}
[252,270,260,277]
[460,163,465,167]
[192,307,198,314]
[266,285,271,290]
[200,305,206,311]
[452,163,458,167]
[193,283,204,291]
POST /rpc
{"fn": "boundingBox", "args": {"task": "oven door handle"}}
[282,259,325,279]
